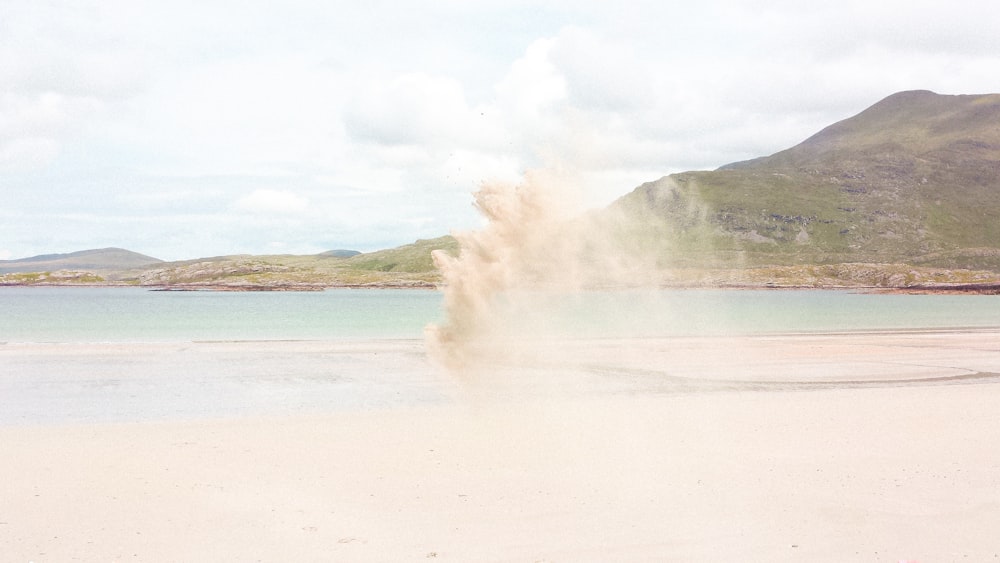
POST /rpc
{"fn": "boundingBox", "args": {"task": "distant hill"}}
[124,238,459,289]
[611,90,1000,271]
[0,247,163,274]
[0,240,459,288]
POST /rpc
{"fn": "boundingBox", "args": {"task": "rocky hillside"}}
[129,238,458,289]
[611,90,1000,271]
[0,240,456,289]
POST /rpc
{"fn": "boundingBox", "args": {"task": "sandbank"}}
[2,330,1000,561]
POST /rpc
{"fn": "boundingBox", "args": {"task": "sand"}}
[3,330,1000,561]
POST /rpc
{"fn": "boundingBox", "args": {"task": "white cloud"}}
[0,91,105,171]
[345,73,473,147]
[0,137,60,172]
[234,189,310,216]
[440,149,522,190]
[547,27,651,112]
[121,57,347,177]
[3,0,1000,259]
[494,38,568,134]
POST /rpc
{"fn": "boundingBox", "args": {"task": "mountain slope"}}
[342,236,458,273]
[0,248,163,274]
[612,90,1000,270]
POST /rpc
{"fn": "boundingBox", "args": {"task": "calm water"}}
[3,286,999,425]
[2,286,1000,343]
[0,287,444,343]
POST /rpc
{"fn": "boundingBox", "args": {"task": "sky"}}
[2,0,999,261]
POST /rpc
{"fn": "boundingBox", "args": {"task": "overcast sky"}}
[3,0,999,260]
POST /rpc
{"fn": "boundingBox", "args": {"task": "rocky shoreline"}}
[3,261,1000,293]
[6,278,1000,294]
[866,283,1000,295]
[146,280,438,291]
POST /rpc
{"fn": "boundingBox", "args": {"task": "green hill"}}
[611,90,1000,272]
[125,237,458,289]
[342,236,458,273]
[0,247,163,274]
[1,239,459,289]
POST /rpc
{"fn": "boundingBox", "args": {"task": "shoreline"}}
[0,281,440,291]
[5,279,1000,292]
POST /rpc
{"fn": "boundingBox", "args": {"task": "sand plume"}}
[425,170,659,371]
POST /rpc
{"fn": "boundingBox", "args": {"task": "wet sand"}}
[3,330,1000,561]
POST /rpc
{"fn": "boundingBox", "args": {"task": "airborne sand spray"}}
[424,169,661,371]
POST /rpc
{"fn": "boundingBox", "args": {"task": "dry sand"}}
[3,330,1000,561]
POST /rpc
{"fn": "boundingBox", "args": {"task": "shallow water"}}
[0,340,444,425]
[3,286,1000,343]
[0,287,443,343]
[526,288,1000,337]
[3,287,999,425]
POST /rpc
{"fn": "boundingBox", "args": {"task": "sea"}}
[2,286,1000,343]
[3,287,999,425]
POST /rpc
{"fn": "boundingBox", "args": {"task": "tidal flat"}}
[3,329,1000,561]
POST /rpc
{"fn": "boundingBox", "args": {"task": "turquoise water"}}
[1,287,448,424]
[0,287,444,343]
[536,288,1000,337]
[3,286,999,425]
[2,286,1000,343]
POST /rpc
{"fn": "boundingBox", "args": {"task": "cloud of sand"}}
[424,169,662,371]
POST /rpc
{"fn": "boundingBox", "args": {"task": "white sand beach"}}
[3,330,1000,561]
